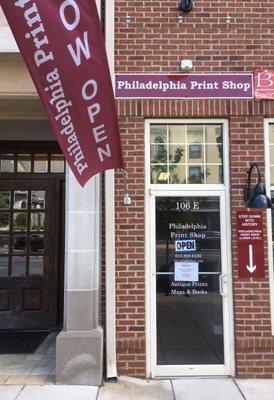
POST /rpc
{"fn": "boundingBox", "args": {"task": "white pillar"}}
[56,166,103,386]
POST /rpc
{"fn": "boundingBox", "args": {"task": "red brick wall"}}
[113,0,274,377]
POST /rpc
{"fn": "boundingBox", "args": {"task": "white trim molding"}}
[105,0,118,380]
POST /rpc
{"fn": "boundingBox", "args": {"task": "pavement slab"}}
[98,376,174,400]
[0,376,9,384]
[5,375,48,385]
[0,385,24,400]
[17,385,98,400]
[235,379,274,400]
[172,378,244,400]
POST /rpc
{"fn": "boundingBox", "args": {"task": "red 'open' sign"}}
[237,211,265,278]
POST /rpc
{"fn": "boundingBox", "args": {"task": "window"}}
[189,144,202,159]
[150,123,223,184]
[0,153,65,174]
[189,166,202,183]
[0,189,46,278]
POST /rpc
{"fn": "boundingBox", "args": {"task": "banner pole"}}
[105,0,118,381]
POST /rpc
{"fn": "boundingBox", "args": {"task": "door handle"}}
[219,274,228,297]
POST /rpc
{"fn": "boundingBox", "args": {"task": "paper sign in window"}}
[174,261,199,282]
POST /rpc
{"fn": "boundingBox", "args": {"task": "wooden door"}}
[0,180,60,330]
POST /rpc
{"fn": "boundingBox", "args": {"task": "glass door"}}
[150,192,232,376]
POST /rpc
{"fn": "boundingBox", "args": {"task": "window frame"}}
[264,119,274,335]
[146,119,229,190]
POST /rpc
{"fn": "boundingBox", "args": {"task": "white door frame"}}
[145,119,235,378]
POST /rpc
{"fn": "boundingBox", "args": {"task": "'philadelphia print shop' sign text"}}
[115,74,254,99]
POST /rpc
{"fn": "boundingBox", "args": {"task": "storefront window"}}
[150,124,223,184]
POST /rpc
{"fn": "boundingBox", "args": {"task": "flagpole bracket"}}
[121,169,131,205]
[124,194,132,205]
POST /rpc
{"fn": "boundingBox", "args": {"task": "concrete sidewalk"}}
[1,377,274,400]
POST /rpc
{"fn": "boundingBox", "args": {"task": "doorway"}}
[149,192,233,376]
[0,142,65,331]
[145,120,234,377]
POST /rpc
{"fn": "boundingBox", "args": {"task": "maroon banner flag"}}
[1,0,124,186]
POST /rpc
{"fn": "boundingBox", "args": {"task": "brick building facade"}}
[1,0,274,386]
[113,1,274,378]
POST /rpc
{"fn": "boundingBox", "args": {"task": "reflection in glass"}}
[0,213,10,231]
[205,125,222,143]
[188,166,204,183]
[270,145,274,164]
[13,213,27,232]
[155,196,223,365]
[0,192,11,210]
[187,125,203,143]
[169,125,185,143]
[206,144,222,164]
[0,256,9,277]
[17,154,31,173]
[34,154,48,173]
[14,191,28,209]
[51,154,65,173]
[0,235,9,254]
[11,256,26,276]
[150,145,167,163]
[150,125,167,143]
[269,125,274,143]
[0,154,14,173]
[155,197,221,273]
[150,124,224,185]
[29,256,44,275]
[169,165,186,184]
[30,234,44,252]
[31,191,45,209]
[31,213,45,231]
[169,145,185,163]
[188,144,204,163]
[13,234,27,253]
[156,275,224,365]
[206,166,223,184]
[151,165,168,184]
[271,167,274,186]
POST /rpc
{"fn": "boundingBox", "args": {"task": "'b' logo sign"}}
[254,69,274,100]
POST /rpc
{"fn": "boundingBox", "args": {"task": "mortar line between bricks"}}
[170,380,176,400]
[233,379,247,400]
